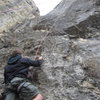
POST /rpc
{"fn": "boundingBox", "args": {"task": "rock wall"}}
[0,0,40,67]
[24,0,100,99]
[0,0,100,100]
[0,0,39,33]
[36,0,100,37]
[39,35,100,100]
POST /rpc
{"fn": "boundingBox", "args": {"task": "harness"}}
[9,77,27,93]
[17,82,26,92]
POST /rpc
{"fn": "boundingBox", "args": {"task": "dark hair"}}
[11,50,22,56]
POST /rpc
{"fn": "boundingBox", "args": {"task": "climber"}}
[3,50,44,100]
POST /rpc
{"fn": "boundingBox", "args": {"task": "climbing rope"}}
[35,30,50,58]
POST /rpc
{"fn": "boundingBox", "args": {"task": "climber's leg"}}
[19,81,43,100]
[32,94,43,100]
[5,92,16,100]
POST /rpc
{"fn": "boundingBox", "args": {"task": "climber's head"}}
[11,50,22,57]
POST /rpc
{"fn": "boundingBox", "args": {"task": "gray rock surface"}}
[39,35,100,100]
[36,0,100,38]
[0,0,100,100]
[0,0,39,33]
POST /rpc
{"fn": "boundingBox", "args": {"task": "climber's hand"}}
[38,56,43,60]
[35,56,43,60]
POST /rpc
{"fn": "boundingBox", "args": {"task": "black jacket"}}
[4,54,43,84]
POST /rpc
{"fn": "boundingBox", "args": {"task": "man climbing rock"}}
[3,50,43,100]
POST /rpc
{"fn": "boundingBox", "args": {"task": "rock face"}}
[39,35,100,100]
[37,0,100,38]
[0,0,39,33]
[0,0,40,67]
[0,0,100,100]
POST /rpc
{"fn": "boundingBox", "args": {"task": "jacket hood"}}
[7,54,22,65]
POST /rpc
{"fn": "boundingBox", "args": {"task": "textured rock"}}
[38,35,100,100]
[0,0,39,33]
[0,0,100,100]
[37,0,100,38]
